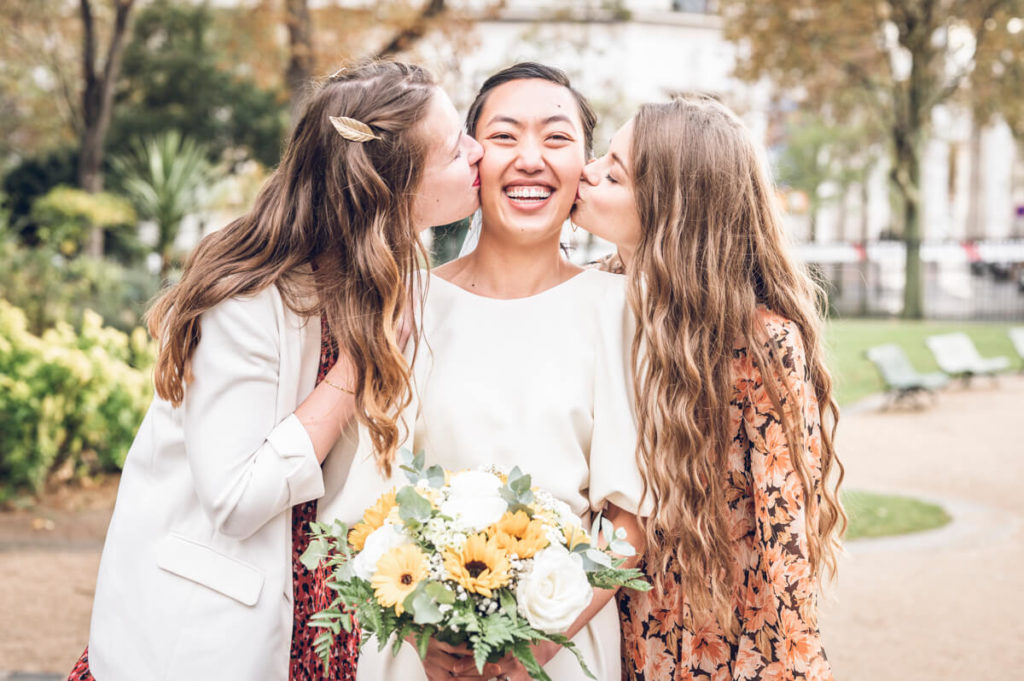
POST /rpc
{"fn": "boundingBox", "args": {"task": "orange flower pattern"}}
[618,308,834,681]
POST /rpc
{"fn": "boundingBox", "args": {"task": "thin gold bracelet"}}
[322,378,354,395]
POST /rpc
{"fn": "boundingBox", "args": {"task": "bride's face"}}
[474,79,587,244]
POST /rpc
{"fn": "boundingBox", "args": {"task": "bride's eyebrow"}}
[484,114,576,128]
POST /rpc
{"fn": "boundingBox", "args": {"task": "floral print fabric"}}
[618,308,834,681]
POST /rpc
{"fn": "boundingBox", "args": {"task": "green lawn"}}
[842,489,952,540]
[824,319,1021,405]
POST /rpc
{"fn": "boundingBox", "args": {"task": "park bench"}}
[924,332,1010,384]
[1009,327,1024,371]
[865,343,950,407]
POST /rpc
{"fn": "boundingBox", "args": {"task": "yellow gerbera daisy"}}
[349,488,397,551]
[371,544,428,615]
[492,510,549,559]
[564,524,591,550]
[443,534,511,598]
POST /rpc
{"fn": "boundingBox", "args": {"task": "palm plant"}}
[112,131,211,281]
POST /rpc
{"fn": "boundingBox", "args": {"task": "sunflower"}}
[349,488,397,551]
[491,510,549,559]
[443,534,511,597]
[371,544,429,615]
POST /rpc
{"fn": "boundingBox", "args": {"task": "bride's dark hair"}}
[464,62,597,156]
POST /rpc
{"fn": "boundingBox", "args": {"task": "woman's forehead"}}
[478,79,582,130]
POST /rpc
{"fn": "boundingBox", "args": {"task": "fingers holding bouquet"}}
[302,450,652,681]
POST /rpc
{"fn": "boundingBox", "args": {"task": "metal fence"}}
[804,241,1024,321]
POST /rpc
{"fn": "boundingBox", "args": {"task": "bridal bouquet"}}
[301,451,650,681]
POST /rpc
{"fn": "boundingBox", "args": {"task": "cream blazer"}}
[88,285,357,681]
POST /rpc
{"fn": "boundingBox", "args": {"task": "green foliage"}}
[29,185,139,259]
[843,489,951,540]
[1,147,80,239]
[111,131,212,278]
[109,0,287,168]
[0,299,155,503]
[0,240,161,335]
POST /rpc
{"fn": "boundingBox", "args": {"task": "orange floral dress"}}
[617,308,834,681]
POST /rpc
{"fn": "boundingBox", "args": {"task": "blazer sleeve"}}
[183,288,324,540]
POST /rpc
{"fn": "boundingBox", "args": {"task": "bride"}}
[326,63,645,681]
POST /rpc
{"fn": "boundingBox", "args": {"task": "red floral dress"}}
[68,313,359,681]
[617,309,834,681]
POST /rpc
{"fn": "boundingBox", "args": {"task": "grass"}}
[824,319,1021,405]
[842,489,952,540]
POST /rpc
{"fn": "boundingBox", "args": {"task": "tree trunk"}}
[77,0,136,258]
[285,0,313,125]
[373,0,446,60]
[858,179,870,316]
[966,120,984,241]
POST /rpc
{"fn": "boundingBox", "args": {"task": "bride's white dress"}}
[322,268,643,681]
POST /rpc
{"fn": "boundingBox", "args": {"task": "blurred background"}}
[0,1,1022,679]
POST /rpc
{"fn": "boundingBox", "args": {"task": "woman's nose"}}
[514,139,545,172]
[580,158,600,185]
[466,135,483,165]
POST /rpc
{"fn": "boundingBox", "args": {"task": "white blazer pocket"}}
[156,533,265,606]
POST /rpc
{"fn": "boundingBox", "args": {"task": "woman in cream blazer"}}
[73,61,484,681]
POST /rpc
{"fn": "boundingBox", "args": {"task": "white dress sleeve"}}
[586,278,647,516]
[184,288,324,540]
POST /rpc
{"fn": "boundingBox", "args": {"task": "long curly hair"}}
[627,95,845,629]
[147,61,436,474]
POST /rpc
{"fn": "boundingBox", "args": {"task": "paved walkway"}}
[819,374,1024,680]
[1,377,1022,678]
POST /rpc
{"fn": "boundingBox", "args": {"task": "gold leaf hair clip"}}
[329,115,381,143]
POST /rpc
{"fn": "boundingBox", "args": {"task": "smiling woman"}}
[325,63,646,681]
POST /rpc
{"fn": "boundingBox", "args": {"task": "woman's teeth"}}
[505,186,552,201]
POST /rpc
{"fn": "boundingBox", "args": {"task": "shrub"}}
[0,240,162,335]
[30,185,143,263]
[0,299,156,503]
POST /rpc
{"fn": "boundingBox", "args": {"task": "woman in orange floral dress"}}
[572,95,846,680]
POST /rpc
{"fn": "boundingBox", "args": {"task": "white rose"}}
[351,524,407,581]
[440,470,507,531]
[516,545,593,634]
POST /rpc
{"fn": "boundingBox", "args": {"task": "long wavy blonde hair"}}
[627,95,845,629]
[147,62,435,474]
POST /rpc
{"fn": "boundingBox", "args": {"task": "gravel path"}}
[819,374,1024,681]
[1,377,1022,677]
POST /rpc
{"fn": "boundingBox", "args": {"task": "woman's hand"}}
[418,638,489,681]
[447,640,561,681]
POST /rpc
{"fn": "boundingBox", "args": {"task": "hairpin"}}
[329,115,381,143]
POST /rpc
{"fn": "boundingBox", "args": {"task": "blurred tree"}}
[0,2,79,168]
[111,131,212,282]
[29,185,141,263]
[722,0,1024,319]
[110,0,287,169]
[2,149,81,242]
[285,0,315,123]
[78,0,137,258]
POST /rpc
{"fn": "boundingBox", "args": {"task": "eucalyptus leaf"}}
[299,536,328,571]
[397,487,433,523]
[584,548,613,568]
[425,464,446,488]
[610,539,636,556]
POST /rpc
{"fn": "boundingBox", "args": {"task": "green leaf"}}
[425,464,446,488]
[498,588,518,617]
[424,580,456,605]
[512,640,551,681]
[416,627,433,660]
[300,536,329,571]
[609,538,636,556]
[549,636,595,680]
[397,486,433,524]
